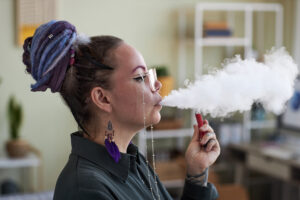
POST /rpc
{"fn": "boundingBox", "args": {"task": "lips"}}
[155,97,162,106]
[155,102,162,106]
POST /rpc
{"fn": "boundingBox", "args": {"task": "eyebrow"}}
[131,65,146,74]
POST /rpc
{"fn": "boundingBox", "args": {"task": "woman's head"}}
[23,20,162,135]
[105,43,162,130]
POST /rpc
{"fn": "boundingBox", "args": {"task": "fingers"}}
[199,124,213,133]
[192,124,200,141]
[200,131,216,146]
[205,139,218,152]
[192,120,215,144]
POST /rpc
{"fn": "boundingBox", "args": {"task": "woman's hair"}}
[22,20,123,135]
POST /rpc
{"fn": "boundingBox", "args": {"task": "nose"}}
[154,79,162,92]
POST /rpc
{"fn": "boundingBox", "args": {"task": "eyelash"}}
[133,75,147,82]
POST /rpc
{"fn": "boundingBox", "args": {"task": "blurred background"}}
[0,0,300,199]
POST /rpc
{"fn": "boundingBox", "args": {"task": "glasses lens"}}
[148,68,157,91]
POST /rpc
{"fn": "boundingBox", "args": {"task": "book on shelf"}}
[204,22,228,30]
[203,21,232,37]
[204,29,232,37]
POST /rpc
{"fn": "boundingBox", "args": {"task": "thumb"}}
[191,124,200,142]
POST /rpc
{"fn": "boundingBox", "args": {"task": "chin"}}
[151,113,161,125]
[143,110,161,127]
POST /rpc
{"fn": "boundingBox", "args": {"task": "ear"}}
[90,87,112,113]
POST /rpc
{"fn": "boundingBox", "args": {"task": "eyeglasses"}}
[148,68,158,92]
[135,68,158,92]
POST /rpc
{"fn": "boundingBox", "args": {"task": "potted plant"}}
[6,96,29,158]
[155,65,174,98]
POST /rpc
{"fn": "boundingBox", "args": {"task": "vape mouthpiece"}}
[195,113,206,138]
[195,113,203,128]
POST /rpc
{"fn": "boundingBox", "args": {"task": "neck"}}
[84,120,137,153]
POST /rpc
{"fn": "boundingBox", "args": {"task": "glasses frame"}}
[148,68,157,92]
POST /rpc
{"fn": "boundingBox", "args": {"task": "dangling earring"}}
[104,121,121,163]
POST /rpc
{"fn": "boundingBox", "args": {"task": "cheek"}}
[112,83,157,123]
[113,86,143,114]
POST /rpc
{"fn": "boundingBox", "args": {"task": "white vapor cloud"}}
[161,48,299,117]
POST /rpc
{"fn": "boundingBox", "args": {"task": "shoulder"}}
[54,154,116,200]
[76,157,114,188]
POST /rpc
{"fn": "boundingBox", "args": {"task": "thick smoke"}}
[161,48,299,117]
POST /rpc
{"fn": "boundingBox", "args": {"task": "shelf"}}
[196,37,250,47]
[0,154,40,168]
[0,191,53,199]
[196,2,282,12]
[249,119,276,129]
[144,128,193,139]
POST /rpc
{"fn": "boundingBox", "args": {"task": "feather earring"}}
[104,121,121,163]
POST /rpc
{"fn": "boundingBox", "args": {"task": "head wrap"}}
[22,20,77,92]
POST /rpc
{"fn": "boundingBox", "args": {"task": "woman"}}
[22,20,220,200]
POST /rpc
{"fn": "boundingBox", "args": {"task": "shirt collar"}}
[70,131,141,182]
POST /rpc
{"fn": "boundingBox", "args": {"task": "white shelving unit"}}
[0,154,41,192]
[0,154,39,168]
[138,128,193,156]
[198,37,249,46]
[187,2,283,142]
[137,2,283,189]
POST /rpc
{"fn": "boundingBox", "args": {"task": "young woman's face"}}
[109,43,162,129]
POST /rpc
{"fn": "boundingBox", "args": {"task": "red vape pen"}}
[195,113,206,138]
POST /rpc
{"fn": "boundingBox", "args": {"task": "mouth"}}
[155,97,162,106]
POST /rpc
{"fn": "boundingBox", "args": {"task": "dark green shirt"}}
[53,132,218,200]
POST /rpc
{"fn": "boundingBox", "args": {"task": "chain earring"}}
[104,121,121,163]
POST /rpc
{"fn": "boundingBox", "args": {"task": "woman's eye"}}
[133,75,146,82]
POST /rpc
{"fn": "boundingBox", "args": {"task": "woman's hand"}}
[185,120,221,176]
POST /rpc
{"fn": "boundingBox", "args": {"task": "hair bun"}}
[22,20,77,93]
[22,37,33,73]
